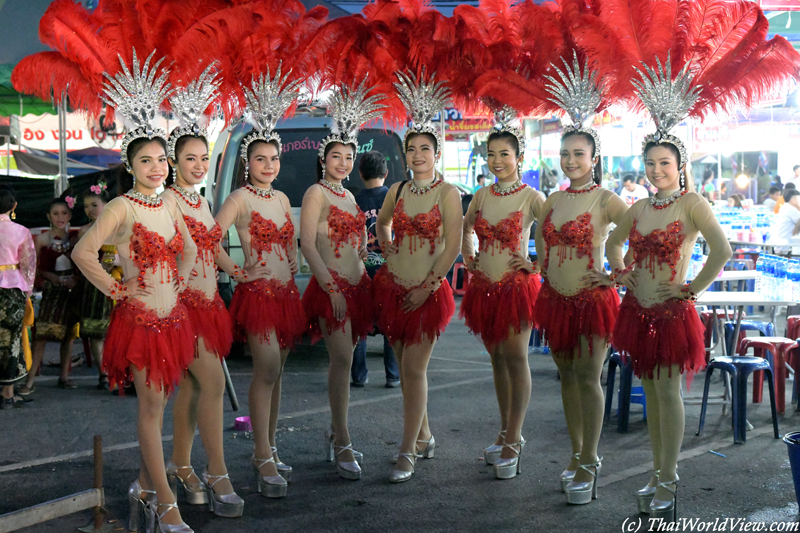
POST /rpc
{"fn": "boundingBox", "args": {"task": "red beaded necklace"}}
[650,190,687,210]
[565,183,600,195]
[170,184,202,209]
[319,179,347,198]
[490,179,527,197]
[124,189,162,209]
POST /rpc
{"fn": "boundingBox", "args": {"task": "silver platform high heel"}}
[165,461,208,506]
[251,456,288,498]
[128,479,156,532]
[271,446,292,482]
[202,472,244,518]
[564,459,601,505]
[389,452,419,483]
[484,430,505,465]
[325,428,363,463]
[650,478,678,522]
[334,443,362,480]
[636,470,660,514]
[148,501,193,533]
[560,452,581,492]
[416,435,436,459]
[493,442,522,480]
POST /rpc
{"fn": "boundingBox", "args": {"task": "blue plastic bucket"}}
[783,432,800,508]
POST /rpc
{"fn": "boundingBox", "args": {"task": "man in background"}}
[763,186,781,211]
[619,174,649,205]
[351,151,400,388]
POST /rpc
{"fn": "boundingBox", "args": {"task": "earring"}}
[680,171,686,189]
[125,165,132,173]
[244,165,249,183]
[10,210,15,220]
[321,164,326,177]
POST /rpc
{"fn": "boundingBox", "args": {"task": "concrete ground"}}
[2,301,800,533]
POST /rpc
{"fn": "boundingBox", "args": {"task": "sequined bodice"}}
[541,209,594,270]
[250,211,293,261]
[129,222,184,285]
[629,219,685,281]
[327,205,365,259]
[393,198,441,255]
[474,211,523,254]
[184,215,222,253]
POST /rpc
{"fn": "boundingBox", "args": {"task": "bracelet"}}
[109,280,129,301]
[232,266,248,281]
[611,265,633,283]
[325,279,340,294]
[680,283,697,302]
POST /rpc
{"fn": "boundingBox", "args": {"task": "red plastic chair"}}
[452,262,471,296]
[787,316,800,340]
[740,336,796,414]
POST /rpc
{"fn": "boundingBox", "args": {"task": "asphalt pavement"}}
[2,301,799,533]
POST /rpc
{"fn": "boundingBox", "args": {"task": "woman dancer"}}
[534,58,628,504]
[73,52,199,533]
[375,72,462,482]
[77,182,116,390]
[607,59,732,520]
[300,82,383,480]
[160,67,244,517]
[215,70,304,498]
[0,185,35,408]
[461,114,544,479]
[18,196,81,394]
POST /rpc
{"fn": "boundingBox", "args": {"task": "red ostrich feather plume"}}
[470,0,570,118]
[571,0,800,118]
[450,0,523,115]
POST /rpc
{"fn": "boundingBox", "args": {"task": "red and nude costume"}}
[608,194,728,388]
[162,187,233,359]
[534,184,627,357]
[301,186,373,344]
[217,186,306,349]
[73,193,198,393]
[374,179,461,345]
[462,184,544,347]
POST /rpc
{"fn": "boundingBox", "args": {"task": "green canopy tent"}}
[0,64,55,117]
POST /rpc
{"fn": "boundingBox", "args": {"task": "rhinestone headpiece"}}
[102,49,173,169]
[632,55,701,167]
[240,65,301,160]
[489,105,524,150]
[395,69,450,156]
[544,53,604,154]
[318,79,386,159]
[167,63,220,160]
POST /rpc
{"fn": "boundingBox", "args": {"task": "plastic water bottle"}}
[755,254,766,296]
[764,255,775,299]
[788,260,800,303]
[774,257,788,301]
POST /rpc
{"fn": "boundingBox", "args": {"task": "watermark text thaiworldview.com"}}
[621,517,800,532]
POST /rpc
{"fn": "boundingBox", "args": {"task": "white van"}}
[205,108,408,296]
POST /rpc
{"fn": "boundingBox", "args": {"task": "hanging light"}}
[735,173,750,188]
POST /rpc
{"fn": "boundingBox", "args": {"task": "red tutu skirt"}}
[612,293,706,390]
[373,265,455,346]
[180,288,233,359]
[460,270,541,348]
[533,280,619,358]
[303,270,373,344]
[229,278,306,349]
[104,299,196,394]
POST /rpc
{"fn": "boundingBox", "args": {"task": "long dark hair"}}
[316,141,356,181]
[235,138,282,189]
[561,130,602,185]
[165,134,209,187]
[0,185,16,214]
[117,137,169,195]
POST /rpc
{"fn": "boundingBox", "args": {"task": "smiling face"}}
[248,141,281,188]
[644,144,681,192]
[47,203,71,230]
[83,196,105,221]
[130,140,168,194]
[322,142,354,183]
[173,137,209,188]
[405,133,438,178]
[560,134,596,183]
[487,137,522,182]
